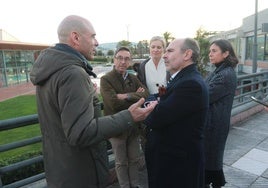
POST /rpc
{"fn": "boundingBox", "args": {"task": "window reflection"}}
[0,50,36,87]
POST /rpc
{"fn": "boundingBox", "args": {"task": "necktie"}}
[167,76,173,87]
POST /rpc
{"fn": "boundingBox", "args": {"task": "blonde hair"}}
[150,36,166,49]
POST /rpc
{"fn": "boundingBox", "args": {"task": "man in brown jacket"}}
[100,47,149,188]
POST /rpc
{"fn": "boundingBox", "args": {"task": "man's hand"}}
[136,87,145,93]
[128,98,158,122]
[117,93,128,100]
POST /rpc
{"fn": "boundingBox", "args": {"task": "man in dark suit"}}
[144,38,209,188]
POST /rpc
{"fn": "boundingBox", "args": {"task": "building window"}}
[264,34,268,61]
[246,34,268,61]
[0,51,5,87]
[257,35,265,61]
[2,50,36,87]
[246,36,253,60]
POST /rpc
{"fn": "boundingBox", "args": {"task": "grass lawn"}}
[0,94,103,161]
[0,95,42,161]
[0,95,37,119]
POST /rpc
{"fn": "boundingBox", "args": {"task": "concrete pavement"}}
[223,109,268,188]
[108,109,268,188]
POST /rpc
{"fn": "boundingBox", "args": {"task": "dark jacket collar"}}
[54,43,96,78]
[173,64,196,82]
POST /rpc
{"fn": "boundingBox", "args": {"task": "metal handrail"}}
[0,115,43,188]
[0,114,38,131]
[0,136,42,152]
[0,156,43,174]
[3,173,45,188]
[232,72,268,109]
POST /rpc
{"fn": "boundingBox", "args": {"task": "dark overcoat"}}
[204,62,237,170]
[145,64,209,188]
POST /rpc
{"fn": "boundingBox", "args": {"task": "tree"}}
[136,40,149,58]
[194,27,216,77]
[97,50,104,56]
[107,50,114,56]
[116,40,137,57]
[116,40,133,50]
[163,32,175,46]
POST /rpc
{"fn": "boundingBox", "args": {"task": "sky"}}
[1,0,268,45]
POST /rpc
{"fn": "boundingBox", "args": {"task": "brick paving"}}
[0,82,36,102]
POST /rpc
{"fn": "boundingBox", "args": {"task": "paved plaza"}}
[223,110,268,188]
[107,110,268,188]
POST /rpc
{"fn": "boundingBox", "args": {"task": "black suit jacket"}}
[145,64,209,188]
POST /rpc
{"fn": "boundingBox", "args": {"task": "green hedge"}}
[90,57,108,62]
[0,150,44,185]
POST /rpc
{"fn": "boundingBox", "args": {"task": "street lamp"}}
[252,0,258,73]
[126,24,130,41]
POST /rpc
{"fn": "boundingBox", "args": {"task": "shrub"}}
[0,150,44,185]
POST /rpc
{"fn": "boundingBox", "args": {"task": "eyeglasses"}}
[115,56,131,62]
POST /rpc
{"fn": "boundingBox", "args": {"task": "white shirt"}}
[145,58,167,94]
[170,71,179,80]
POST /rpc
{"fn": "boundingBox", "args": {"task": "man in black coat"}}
[144,38,209,188]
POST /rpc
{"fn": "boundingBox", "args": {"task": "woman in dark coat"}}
[204,39,239,188]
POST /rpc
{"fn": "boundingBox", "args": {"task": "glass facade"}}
[0,51,4,87]
[246,36,254,60]
[246,34,268,61]
[263,34,268,61]
[0,50,40,88]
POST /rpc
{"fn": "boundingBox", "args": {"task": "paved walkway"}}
[0,82,35,102]
[1,83,268,188]
[107,110,268,188]
[223,110,268,188]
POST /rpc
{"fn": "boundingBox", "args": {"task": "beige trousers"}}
[109,129,140,188]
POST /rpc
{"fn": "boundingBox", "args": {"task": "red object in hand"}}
[156,84,167,97]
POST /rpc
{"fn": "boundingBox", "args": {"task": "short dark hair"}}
[181,38,200,63]
[210,39,239,68]
[114,46,131,56]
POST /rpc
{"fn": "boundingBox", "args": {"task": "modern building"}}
[0,30,50,88]
[0,29,20,41]
[210,8,268,74]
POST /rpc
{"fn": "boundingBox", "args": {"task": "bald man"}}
[30,15,157,188]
